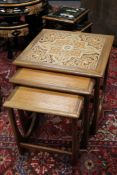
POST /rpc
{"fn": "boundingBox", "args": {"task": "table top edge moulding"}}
[3,86,84,118]
[10,68,95,95]
[13,29,114,78]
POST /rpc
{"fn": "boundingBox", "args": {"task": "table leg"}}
[90,78,100,135]
[90,60,110,135]
[102,60,109,95]
[80,96,90,149]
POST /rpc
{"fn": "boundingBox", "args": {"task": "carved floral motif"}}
[20,30,106,70]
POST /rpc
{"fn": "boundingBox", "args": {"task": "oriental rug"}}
[0,48,117,175]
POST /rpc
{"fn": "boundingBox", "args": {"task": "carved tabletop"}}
[13,29,114,77]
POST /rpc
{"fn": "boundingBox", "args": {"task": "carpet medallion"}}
[0,48,117,174]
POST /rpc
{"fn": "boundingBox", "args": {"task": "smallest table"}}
[4,86,84,164]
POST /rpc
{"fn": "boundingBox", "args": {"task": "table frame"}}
[13,29,114,137]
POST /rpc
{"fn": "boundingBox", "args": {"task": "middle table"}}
[13,29,114,134]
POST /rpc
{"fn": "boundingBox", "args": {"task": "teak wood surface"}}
[10,68,94,95]
[13,29,114,78]
[4,86,83,118]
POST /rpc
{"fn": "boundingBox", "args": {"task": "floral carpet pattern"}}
[0,48,117,175]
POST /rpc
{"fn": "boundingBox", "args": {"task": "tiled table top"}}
[13,29,114,77]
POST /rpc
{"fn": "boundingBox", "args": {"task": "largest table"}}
[13,29,114,134]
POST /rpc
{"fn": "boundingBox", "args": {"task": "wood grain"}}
[3,86,84,118]
[10,68,94,95]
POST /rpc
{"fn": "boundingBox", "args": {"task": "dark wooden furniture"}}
[81,0,117,45]
[13,29,114,135]
[0,0,49,59]
[0,22,29,59]
[3,86,84,164]
[42,7,92,32]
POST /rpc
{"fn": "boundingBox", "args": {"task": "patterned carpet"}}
[0,48,117,175]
